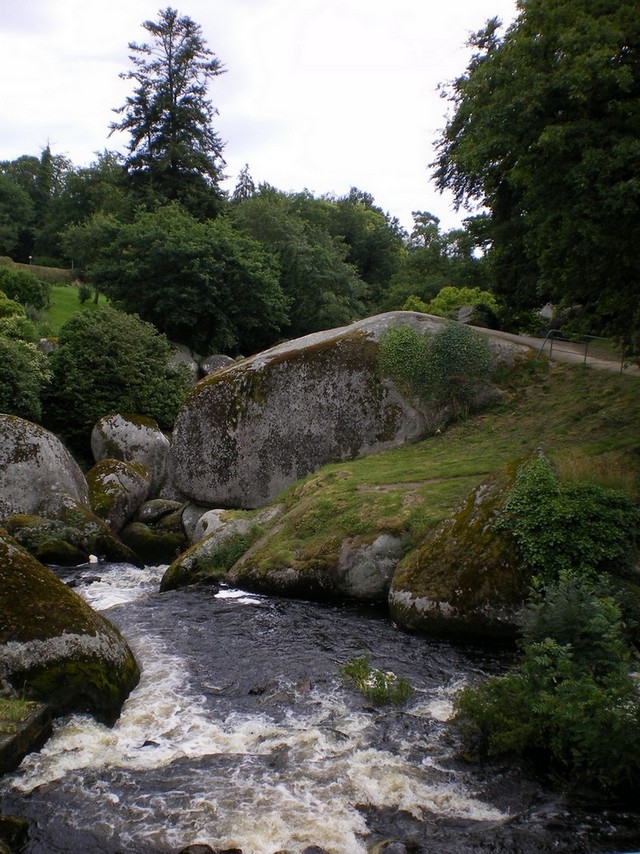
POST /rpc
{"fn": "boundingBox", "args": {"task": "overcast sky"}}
[0,0,518,232]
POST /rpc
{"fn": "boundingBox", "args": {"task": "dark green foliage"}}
[341,656,412,706]
[453,574,640,795]
[92,203,288,355]
[43,306,191,455]
[378,321,494,415]
[497,455,640,584]
[0,266,49,310]
[0,337,50,421]
[110,7,226,215]
[433,1,640,349]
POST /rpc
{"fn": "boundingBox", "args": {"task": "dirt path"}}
[474,326,640,376]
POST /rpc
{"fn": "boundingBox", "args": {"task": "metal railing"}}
[536,330,629,373]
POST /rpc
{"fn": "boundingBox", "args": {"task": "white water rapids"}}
[2,563,511,853]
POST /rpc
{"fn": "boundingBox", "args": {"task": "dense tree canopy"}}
[110,6,226,216]
[433,0,640,349]
[92,203,289,355]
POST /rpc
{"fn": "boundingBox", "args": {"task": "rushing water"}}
[2,562,639,854]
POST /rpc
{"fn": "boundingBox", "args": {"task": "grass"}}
[44,284,104,335]
[341,656,413,705]
[0,697,38,735]
[245,360,640,576]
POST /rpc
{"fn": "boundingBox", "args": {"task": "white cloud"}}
[0,0,518,230]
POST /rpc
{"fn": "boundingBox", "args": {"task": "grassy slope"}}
[249,360,640,573]
[46,285,104,335]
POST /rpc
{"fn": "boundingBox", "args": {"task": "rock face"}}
[0,531,140,723]
[171,314,434,510]
[388,464,529,639]
[0,415,89,522]
[171,313,531,510]
[91,414,171,496]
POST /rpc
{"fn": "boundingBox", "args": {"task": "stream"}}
[1,562,639,853]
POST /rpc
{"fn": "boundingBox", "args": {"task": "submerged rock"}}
[389,463,528,639]
[0,531,140,723]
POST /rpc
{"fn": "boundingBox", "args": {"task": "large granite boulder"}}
[0,531,140,723]
[87,458,152,532]
[171,313,530,510]
[388,463,528,639]
[0,415,89,522]
[91,414,171,496]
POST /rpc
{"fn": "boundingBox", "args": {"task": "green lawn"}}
[45,284,105,335]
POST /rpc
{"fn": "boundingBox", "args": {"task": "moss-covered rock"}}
[6,493,143,567]
[87,457,151,532]
[135,499,185,524]
[388,462,529,639]
[0,698,52,774]
[160,511,258,591]
[91,413,171,496]
[0,531,140,723]
[120,520,186,567]
[0,414,89,523]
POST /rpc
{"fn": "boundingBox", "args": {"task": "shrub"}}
[424,285,498,319]
[0,267,49,310]
[452,574,640,795]
[0,336,51,421]
[43,306,192,456]
[341,656,412,705]
[497,455,640,585]
[378,321,494,416]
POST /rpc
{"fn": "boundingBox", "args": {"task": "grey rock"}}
[91,413,170,496]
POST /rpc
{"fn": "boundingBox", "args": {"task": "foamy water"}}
[3,564,508,854]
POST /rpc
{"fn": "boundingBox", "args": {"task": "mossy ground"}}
[242,361,640,578]
[0,698,37,736]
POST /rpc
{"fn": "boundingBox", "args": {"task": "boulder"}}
[5,494,143,567]
[0,414,89,523]
[0,531,140,723]
[171,312,530,510]
[333,534,404,600]
[200,353,236,376]
[87,458,152,532]
[120,507,187,566]
[171,313,434,510]
[90,414,171,496]
[161,511,256,591]
[388,463,529,639]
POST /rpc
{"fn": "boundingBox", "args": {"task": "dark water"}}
[1,563,639,853]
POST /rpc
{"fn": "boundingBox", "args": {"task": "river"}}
[1,562,639,853]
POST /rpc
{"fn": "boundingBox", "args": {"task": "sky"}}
[0,0,518,232]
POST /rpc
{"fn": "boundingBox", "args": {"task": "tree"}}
[110,7,226,216]
[231,186,366,337]
[92,203,288,355]
[433,1,640,350]
[43,306,192,456]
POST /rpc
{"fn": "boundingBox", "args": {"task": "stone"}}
[91,413,171,496]
[200,353,236,376]
[87,458,152,532]
[0,700,52,774]
[0,414,89,523]
[333,534,404,600]
[171,312,530,510]
[388,463,529,639]
[0,531,140,723]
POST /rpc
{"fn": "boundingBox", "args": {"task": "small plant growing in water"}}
[341,656,412,705]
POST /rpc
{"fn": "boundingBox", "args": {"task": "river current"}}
[1,562,639,853]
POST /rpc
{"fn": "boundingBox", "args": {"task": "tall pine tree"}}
[111,7,226,217]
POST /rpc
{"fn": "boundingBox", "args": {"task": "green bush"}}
[378,321,494,415]
[452,574,640,795]
[497,455,640,585]
[43,306,192,455]
[0,267,49,310]
[0,336,51,421]
[341,656,412,706]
